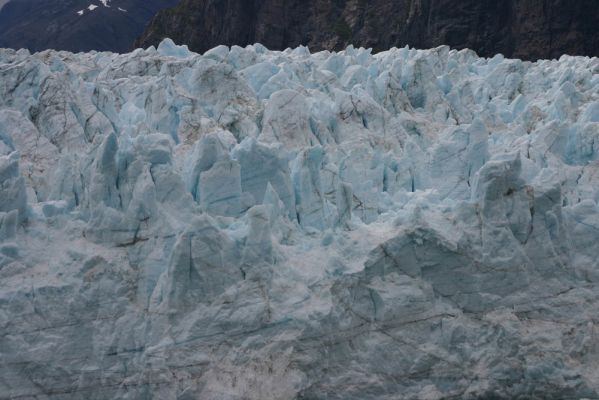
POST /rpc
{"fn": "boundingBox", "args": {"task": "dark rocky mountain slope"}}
[136,0,599,60]
[0,0,178,53]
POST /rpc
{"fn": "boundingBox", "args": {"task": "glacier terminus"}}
[0,39,599,399]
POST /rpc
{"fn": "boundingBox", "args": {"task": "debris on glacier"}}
[0,40,598,399]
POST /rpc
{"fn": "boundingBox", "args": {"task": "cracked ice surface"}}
[1,38,599,399]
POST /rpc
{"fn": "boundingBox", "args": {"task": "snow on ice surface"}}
[87,4,98,11]
[0,39,599,399]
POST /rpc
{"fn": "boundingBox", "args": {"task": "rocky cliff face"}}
[136,0,599,60]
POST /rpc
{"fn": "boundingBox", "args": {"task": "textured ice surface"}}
[1,40,599,399]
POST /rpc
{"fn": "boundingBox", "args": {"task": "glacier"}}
[0,38,599,399]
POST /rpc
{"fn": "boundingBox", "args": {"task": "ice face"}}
[0,41,599,399]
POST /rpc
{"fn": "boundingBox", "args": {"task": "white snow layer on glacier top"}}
[0,39,599,399]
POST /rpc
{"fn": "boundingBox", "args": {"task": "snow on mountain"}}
[78,1,127,16]
[0,40,599,399]
[79,0,111,15]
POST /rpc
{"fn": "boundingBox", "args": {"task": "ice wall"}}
[0,39,598,399]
